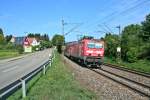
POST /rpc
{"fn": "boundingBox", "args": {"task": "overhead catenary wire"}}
[83,0,150,30]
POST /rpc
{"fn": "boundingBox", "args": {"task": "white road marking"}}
[2,66,18,73]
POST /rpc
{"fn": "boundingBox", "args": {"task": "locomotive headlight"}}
[86,50,93,53]
[96,51,102,54]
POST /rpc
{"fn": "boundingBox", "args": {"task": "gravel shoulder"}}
[62,56,149,100]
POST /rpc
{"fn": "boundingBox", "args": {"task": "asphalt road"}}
[0,49,52,89]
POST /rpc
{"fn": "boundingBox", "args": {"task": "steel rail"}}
[103,63,150,78]
[91,69,150,98]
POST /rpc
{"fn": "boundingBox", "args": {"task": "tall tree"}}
[27,33,35,37]
[52,34,64,46]
[141,14,150,41]
[140,14,150,59]
[5,35,12,43]
[121,24,142,62]
[0,28,5,44]
[104,33,119,59]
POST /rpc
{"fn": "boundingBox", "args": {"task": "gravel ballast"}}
[63,56,149,100]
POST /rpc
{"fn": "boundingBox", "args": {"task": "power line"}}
[61,19,83,36]
[84,0,149,30]
[102,0,150,23]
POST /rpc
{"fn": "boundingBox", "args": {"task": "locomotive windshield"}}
[87,43,103,48]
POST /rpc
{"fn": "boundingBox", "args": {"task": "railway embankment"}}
[63,55,149,100]
[8,53,96,100]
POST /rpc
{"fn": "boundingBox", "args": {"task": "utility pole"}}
[116,25,121,63]
[62,18,65,36]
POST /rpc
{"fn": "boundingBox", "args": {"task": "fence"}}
[0,50,55,99]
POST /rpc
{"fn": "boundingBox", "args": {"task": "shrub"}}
[126,48,138,62]
[16,45,24,54]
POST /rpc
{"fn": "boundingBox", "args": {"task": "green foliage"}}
[27,33,49,41]
[104,57,150,73]
[0,28,5,44]
[8,53,96,100]
[0,28,3,35]
[126,48,138,62]
[16,45,24,54]
[104,13,150,63]
[57,44,62,54]
[32,45,40,51]
[40,40,52,48]
[121,24,141,62]
[5,35,12,43]
[52,34,64,46]
[5,43,15,49]
[0,50,19,60]
[104,33,119,59]
[141,14,150,41]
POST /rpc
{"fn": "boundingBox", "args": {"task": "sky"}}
[0,0,150,42]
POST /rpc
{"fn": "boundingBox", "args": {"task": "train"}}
[64,36,104,67]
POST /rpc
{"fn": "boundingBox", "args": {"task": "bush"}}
[32,45,40,51]
[126,48,138,62]
[5,43,15,49]
[16,45,24,54]
[57,44,62,54]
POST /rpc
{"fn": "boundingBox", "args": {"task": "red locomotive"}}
[64,36,104,67]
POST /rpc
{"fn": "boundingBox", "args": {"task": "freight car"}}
[64,36,104,67]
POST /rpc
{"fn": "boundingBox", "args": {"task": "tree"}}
[121,24,142,62]
[140,14,150,59]
[52,34,64,53]
[0,28,5,44]
[52,34,64,46]
[141,14,150,41]
[40,40,52,48]
[104,33,119,60]
[5,35,12,43]
[27,33,35,37]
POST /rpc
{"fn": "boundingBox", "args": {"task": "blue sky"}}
[0,0,150,42]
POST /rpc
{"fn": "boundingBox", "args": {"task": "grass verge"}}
[0,50,20,60]
[8,53,96,100]
[104,57,150,73]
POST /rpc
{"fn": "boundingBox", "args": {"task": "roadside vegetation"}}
[0,50,19,60]
[104,57,150,73]
[0,29,52,60]
[104,13,150,73]
[8,52,96,100]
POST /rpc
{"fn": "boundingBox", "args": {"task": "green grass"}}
[104,57,150,73]
[0,50,20,60]
[8,53,97,100]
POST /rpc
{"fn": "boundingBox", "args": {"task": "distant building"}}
[23,37,40,52]
[10,36,25,45]
[23,37,32,53]
[27,37,40,46]
[10,36,40,52]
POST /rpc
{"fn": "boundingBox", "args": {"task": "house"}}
[23,37,40,52]
[23,37,32,53]
[10,36,25,45]
[10,36,40,52]
[27,37,40,46]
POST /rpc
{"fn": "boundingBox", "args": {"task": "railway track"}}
[91,68,150,98]
[89,63,150,97]
[103,63,150,78]
[64,56,150,98]
[88,64,150,97]
[63,55,150,98]
[102,63,150,87]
